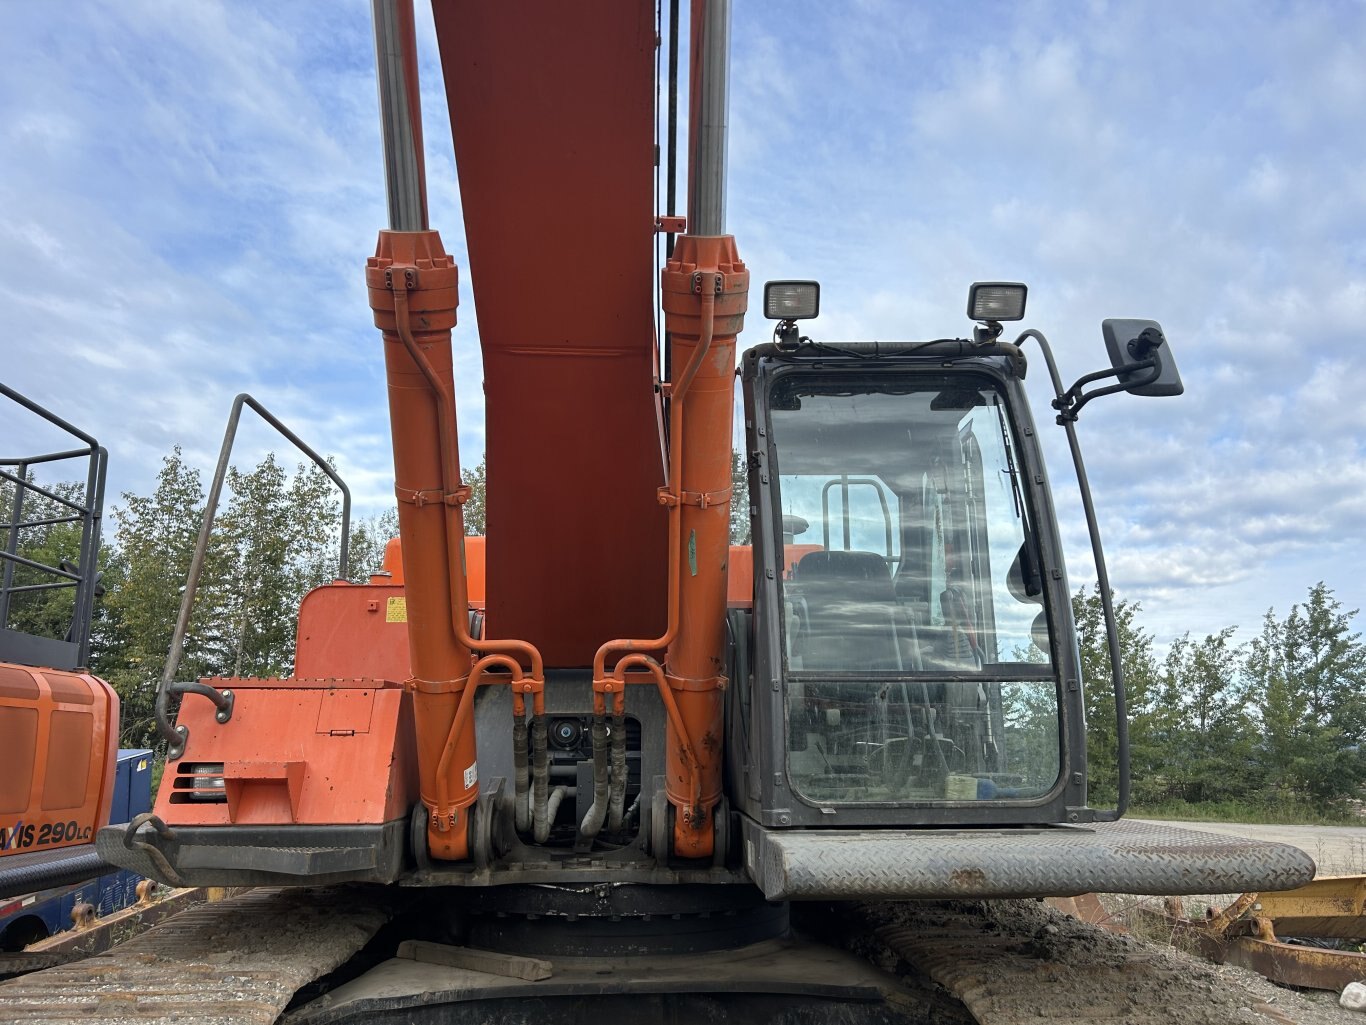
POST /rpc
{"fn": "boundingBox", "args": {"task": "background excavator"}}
[4,1,1322,1021]
[0,386,157,953]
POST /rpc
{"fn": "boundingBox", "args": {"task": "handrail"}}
[0,446,98,467]
[158,393,351,706]
[0,382,99,449]
[0,549,83,579]
[0,469,94,511]
[819,475,895,558]
[0,382,106,669]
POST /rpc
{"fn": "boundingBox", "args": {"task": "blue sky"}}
[3,0,1363,647]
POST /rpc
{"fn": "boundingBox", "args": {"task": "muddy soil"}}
[845,899,1362,1025]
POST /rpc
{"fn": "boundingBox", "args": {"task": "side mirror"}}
[1101,319,1183,397]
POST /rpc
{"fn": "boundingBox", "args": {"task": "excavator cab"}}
[737,307,1078,832]
[727,285,1307,902]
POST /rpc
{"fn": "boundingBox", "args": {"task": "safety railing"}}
[155,393,350,758]
[0,382,107,670]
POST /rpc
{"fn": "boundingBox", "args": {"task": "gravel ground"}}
[1090,899,1363,1025]
[844,896,1360,1025]
[1095,819,1366,1024]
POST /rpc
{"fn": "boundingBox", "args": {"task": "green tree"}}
[348,507,400,581]
[1073,586,1162,806]
[96,450,209,745]
[462,456,486,535]
[210,455,341,679]
[730,450,750,545]
[1156,627,1255,803]
[1246,583,1366,808]
[92,450,346,748]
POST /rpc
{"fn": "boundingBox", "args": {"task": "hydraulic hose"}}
[531,713,551,842]
[579,712,612,841]
[545,785,567,833]
[513,709,530,833]
[607,706,628,832]
[583,277,718,844]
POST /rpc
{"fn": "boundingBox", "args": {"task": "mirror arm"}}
[1053,358,1159,423]
[1013,328,1130,822]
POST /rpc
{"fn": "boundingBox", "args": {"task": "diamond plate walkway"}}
[744,818,1317,900]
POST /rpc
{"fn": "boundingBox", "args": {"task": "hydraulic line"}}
[582,389,686,844]
[607,705,629,831]
[390,300,549,847]
[531,712,551,842]
[597,269,727,842]
[513,708,530,833]
[603,291,721,841]
[369,0,550,861]
[579,711,612,842]
[584,251,746,857]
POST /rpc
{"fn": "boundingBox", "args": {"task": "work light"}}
[764,280,820,321]
[967,282,1027,323]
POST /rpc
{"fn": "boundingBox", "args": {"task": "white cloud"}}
[3,0,1363,649]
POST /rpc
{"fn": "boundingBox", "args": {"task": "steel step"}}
[743,818,1317,900]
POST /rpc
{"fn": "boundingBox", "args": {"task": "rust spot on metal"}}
[949,867,987,888]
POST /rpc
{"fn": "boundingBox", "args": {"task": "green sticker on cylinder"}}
[688,529,698,576]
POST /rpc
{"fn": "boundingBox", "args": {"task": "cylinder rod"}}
[666,0,681,257]
[372,0,429,232]
[686,0,731,236]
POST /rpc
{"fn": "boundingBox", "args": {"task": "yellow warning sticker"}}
[386,596,408,623]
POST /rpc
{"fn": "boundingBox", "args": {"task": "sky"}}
[2,0,1363,649]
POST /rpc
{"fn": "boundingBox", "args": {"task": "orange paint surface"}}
[433,0,666,668]
[658,233,750,857]
[155,677,416,827]
[295,583,411,681]
[0,663,118,856]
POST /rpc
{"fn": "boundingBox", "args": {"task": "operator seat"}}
[793,550,902,672]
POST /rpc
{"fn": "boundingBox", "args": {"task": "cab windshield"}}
[767,372,1060,805]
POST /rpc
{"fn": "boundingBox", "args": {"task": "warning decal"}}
[386,596,407,623]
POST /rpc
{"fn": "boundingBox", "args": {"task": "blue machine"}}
[0,750,153,951]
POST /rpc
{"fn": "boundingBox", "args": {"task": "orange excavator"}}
[57,0,1318,1018]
